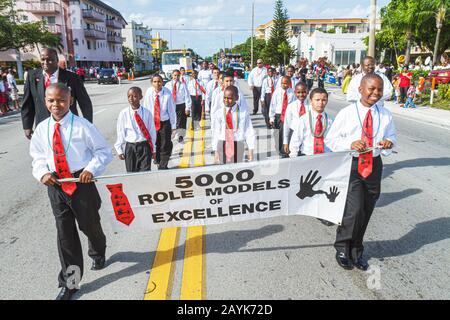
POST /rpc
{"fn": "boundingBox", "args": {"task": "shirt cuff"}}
[34,169,51,183]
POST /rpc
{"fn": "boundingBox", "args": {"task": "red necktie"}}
[270,78,275,95]
[195,80,199,99]
[299,101,306,116]
[314,114,325,154]
[53,122,77,196]
[225,108,234,162]
[358,110,373,178]
[44,74,51,88]
[280,91,288,122]
[134,111,154,154]
[154,94,161,131]
[172,82,177,102]
[214,81,218,90]
[106,184,135,226]
[182,77,185,84]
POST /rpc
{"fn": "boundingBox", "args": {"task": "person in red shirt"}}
[398,66,412,103]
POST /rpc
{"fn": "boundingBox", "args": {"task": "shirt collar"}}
[43,68,59,79]
[50,110,72,127]
[357,99,379,112]
[129,105,142,113]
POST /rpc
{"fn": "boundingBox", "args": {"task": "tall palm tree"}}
[277,41,293,66]
[432,1,447,66]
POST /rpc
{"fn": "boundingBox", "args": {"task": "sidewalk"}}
[328,85,450,130]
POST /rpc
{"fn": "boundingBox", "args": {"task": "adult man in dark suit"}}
[21,48,93,139]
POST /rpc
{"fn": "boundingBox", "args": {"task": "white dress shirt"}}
[346,72,393,106]
[114,105,157,155]
[164,80,192,108]
[198,69,212,87]
[210,86,248,116]
[283,99,311,144]
[269,87,296,121]
[30,111,112,182]
[211,103,256,152]
[143,87,177,130]
[324,101,397,157]
[260,75,279,101]
[276,76,299,89]
[43,68,60,84]
[205,79,221,107]
[247,67,267,87]
[186,78,206,100]
[289,110,334,156]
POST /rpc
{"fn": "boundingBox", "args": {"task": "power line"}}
[151,28,252,32]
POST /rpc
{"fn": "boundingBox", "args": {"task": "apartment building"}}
[123,21,154,71]
[0,0,126,68]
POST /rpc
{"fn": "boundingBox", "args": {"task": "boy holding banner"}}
[325,74,397,271]
[115,87,156,172]
[29,83,112,300]
[212,85,255,164]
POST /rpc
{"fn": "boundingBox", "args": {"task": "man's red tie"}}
[172,82,177,102]
[154,94,161,131]
[182,77,185,84]
[270,78,275,95]
[299,101,306,116]
[280,91,288,122]
[214,81,218,90]
[314,114,325,154]
[134,111,154,154]
[358,110,373,178]
[225,108,234,162]
[195,80,199,99]
[53,122,77,196]
[106,184,135,226]
[44,74,51,89]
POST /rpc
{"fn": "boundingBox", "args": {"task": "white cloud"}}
[181,0,225,17]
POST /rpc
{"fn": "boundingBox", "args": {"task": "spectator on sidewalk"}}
[342,66,353,94]
[403,83,417,109]
[392,76,401,104]
[399,66,413,103]
[7,69,20,110]
[0,75,8,115]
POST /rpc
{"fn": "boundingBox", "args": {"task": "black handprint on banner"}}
[296,170,340,203]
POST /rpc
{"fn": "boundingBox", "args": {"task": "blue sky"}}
[104,0,391,57]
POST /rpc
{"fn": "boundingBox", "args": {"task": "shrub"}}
[437,83,450,100]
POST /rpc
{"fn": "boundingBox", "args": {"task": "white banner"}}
[97,152,353,231]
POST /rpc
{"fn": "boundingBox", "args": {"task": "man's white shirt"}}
[164,80,192,108]
[247,66,267,87]
[198,69,212,88]
[269,87,296,121]
[283,99,310,144]
[260,75,279,101]
[346,72,394,106]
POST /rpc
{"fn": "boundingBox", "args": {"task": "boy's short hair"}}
[224,85,239,98]
[152,74,164,81]
[46,83,71,96]
[172,69,180,74]
[128,86,142,96]
[309,88,328,99]
[295,82,308,90]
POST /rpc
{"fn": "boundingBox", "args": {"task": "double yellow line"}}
[144,118,206,300]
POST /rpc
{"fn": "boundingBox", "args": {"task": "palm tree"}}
[432,1,447,66]
[277,41,293,66]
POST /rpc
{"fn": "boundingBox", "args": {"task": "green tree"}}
[432,0,447,65]
[122,46,136,71]
[277,41,295,66]
[262,0,291,65]
[0,0,61,78]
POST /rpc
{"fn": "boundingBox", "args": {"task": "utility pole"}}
[10,0,24,79]
[368,0,377,57]
[251,1,255,68]
[231,33,233,51]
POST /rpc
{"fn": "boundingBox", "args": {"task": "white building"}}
[289,29,368,66]
[123,21,153,71]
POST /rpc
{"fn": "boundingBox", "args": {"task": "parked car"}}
[97,68,118,84]
[229,63,245,78]
[427,68,450,85]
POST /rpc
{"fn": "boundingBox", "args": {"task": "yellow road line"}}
[144,119,195,300]
[180,118,206,300]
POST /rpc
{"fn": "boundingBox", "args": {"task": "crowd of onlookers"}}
[0,68,20,115]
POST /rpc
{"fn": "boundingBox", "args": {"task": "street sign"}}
[309,46,314,51]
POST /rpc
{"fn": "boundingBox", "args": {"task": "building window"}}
[87,41,91,50]
[335,50,357,65]
[42,16,56,24]
[310,24,316,33]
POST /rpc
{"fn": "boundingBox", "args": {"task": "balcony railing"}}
[107,35,123,43]
[82,9,105,22]
[46,24,62,35]
[106,19,123,29]
[84,29,106,40]
[26,1,60,13]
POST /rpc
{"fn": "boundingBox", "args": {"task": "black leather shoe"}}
[354,258,369,271]
[91,256,106,270]
[317,218,335,226]
[335,252,354,270]
[56,287,78,300]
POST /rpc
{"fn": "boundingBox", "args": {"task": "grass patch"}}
[416,93,450,110]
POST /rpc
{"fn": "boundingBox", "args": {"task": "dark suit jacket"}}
[21,68,93,129]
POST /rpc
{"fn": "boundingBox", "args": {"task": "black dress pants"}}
[334,156,383,260]
[176,103,187,133]
[125,141,152,172]
[273,114,288,157]
[156,120,173,169]
[190,96,202,122]
[252,86,262,114]
[263,93,272,127]
[47,171,106,288]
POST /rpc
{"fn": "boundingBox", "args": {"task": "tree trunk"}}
[405,29,412,66]
[433,27,442,67]
[15,49,24,80]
